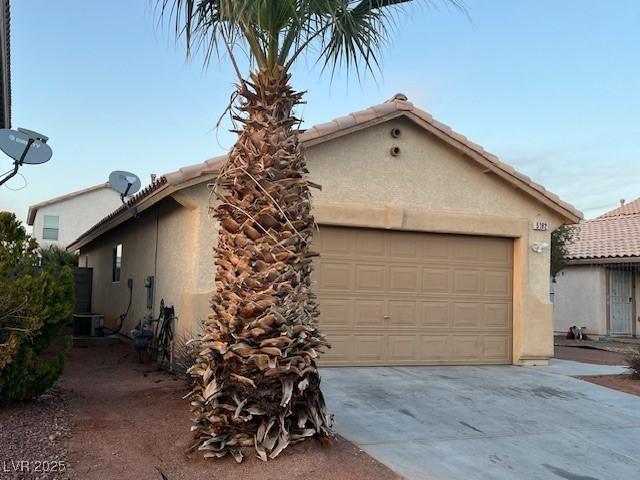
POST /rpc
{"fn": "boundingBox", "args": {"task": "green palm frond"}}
[156,0,466,77]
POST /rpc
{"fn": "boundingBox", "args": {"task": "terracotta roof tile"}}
[567,213,640,261]
[598,197,640,218]
[68,94,583,250]
[567,199,640,261]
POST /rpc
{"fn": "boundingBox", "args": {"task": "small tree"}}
[39,244,79,275]
[0,212,74,403]
[550,224,577,279]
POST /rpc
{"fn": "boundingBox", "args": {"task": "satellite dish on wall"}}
[109,170,141,197]
[0,127,53,187]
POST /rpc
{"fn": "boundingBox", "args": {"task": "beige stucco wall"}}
[81,116,569,365]
[553,265,607,337]
[32,187,122,249]
[81,189,216,339]
[305,118,565,365]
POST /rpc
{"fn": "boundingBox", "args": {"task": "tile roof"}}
[158,95,581,221]
[68,94,582,251]
[597,197,640,218]
[567,198,640,262]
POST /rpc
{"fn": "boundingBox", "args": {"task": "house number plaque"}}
[532,221,549,231]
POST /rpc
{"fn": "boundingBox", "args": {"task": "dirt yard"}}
[554,343,640,398]
[1,342,398,480]
[554,345,629,365]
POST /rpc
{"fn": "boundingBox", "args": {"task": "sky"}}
[1,0,639,223]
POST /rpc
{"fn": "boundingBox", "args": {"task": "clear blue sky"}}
[1,0,639,223]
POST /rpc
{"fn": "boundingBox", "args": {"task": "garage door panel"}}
[355,265,386,291]
[389,234,420,258]
[318,262,352,290]
[420,335,451,361]
[484,270,512,296]
[313,227,513,366]
[422,302,450,327]
[452,303,482,328]
[355,230,386,257]
[483,241,513,265]
[452,336,481,361]
[421,236,450,261]
[389,266,420,292]
[484,304,511,328]
[322,334,351,364]
[453,270,482,294]
[388,335,419,362]
[354,336,386,363]
[355,300,386,327]
[483,335,511,360]
[389,301,419,327]
[318,298,353,327]
[422,268,450,293]
[322,229,353,256]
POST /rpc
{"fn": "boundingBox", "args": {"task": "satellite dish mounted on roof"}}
[109,170,141,216]
[0,128,53,187]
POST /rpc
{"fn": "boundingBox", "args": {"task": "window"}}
[112,244,123,282]
[42,215,59,240]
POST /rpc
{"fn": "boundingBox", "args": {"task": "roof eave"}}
[303,109,582,224]
[567,256,640,265]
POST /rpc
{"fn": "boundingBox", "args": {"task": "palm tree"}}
[157,0,463,462]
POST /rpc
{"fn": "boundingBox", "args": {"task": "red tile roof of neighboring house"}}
[597,197,640,218]
[567,198,640,262]
[67,95,582,251]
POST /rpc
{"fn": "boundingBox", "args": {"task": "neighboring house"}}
[27,183,123,249]
[554,198,640,338]
[68,95,581,367]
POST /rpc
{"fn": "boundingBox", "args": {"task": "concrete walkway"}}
[533,358,629,376]
[322,363,640,480]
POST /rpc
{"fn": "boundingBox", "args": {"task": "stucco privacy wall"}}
[32,188,122,248]
[553,266,607,336]
[82,115,569,364]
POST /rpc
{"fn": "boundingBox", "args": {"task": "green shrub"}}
[39,244,79,274]
[0,212,74,403]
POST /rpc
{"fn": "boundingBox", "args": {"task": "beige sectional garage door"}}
[313,227,513,366]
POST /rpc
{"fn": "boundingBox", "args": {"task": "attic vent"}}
[393,93,408,101]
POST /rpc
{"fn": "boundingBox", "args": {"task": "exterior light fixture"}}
[531,242,549,253]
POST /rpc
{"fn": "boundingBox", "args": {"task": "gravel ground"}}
[0,388,71,480]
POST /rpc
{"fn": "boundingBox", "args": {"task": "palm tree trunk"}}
[187,67,332,462]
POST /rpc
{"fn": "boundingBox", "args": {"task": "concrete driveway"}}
[321,362,640,480]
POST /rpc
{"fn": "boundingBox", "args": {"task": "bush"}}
[627,348,640,379]
[0,212,74,403]
[39,244,79,274]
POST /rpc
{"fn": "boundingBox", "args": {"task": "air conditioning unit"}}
[72,314,104,337]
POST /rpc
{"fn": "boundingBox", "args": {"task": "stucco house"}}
[67,95,581,367]
[554,198,640,338]
[27,183,123,249]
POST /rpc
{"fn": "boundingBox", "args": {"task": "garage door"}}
[313,226,513,366]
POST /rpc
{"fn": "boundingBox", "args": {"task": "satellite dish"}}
[109,170,141,197]
[0,128,53,165]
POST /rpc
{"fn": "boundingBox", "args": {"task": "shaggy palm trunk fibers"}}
[186,68,332,463]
